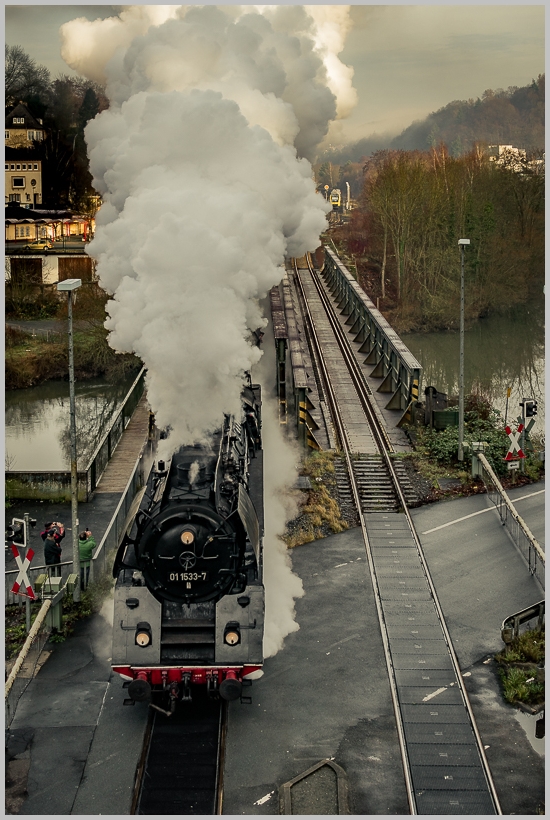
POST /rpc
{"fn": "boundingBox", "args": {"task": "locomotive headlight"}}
[224,622,241,646]
[180,529,195,545]
[135,622,152,647]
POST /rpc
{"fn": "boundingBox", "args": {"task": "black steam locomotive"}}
[111,379,264,712]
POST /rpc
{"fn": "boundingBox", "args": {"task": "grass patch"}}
[284,450,348,548]
[495,628,545,706]
[5,330,140,389]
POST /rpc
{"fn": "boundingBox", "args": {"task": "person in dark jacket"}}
[44,529,62,576]
[41,521,65,546]
[78,530,96,589]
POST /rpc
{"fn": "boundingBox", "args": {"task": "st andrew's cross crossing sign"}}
[10,544,36,600]
[505,424,525,461]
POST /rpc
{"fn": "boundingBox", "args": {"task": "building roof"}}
[5,102,44,130]
[5,145,43,160]
[5,204,73,221]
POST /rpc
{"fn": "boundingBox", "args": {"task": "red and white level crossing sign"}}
[505,424,525,461]
[10,544,36,600]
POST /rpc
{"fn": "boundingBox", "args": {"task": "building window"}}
[22,164,26,170]
[5,131,9,139]
[13,117,25,124]
[12,177,25,188]
[33,164,38,170]
[10,164,15,170]
[27,131,34,141]
[26,193,31,201]
[4,164,7,171]
[9,194,21,203]
[16,164,20,170]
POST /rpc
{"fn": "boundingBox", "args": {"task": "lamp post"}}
[57,278,82,600]
[457,239,470,461]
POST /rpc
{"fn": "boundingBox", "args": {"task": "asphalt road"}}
[6,482,545,815]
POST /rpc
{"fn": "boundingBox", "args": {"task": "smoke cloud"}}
[61,5,356,655]
[259,397,304,658]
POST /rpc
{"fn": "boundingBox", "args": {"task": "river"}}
[5,373,138,472]
[401,298,545,435]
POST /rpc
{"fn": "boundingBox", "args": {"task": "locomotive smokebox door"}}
[215,586,264,664]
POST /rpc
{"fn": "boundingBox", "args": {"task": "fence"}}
[88,367,146,493]
[6,367,146,501]
[5,598,53,730]
[5,451,146,606]
[5,561,73,606]
[478,452,545,590]
[322,247,422,424]
[89,453,145,583]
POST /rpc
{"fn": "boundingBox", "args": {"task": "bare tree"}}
[5,44,50,106]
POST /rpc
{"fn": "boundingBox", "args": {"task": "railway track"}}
[133,689,226,815]
[293,255,502,815]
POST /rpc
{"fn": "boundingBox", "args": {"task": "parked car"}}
[24,239,54,251]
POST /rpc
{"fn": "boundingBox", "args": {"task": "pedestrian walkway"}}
[95,394,150,493]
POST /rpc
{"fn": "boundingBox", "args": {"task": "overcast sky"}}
[5,4,545,144]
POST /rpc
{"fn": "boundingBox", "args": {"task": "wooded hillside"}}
[332,145,544,332]
[322,76,544,165]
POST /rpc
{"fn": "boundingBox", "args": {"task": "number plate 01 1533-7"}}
[167,571,209,583]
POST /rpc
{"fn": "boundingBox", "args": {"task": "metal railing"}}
[6,367,146,502]
[322,247,421,423]
[89,451,145,583]
[87,366,146,493]
[5,598,53,729]
[5,561,73,606]
[5,452,146,606]
[478,452,545,590]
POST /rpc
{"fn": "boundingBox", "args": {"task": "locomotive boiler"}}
[111,379,264,711]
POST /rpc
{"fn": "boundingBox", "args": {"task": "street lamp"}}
[57,277,82,600]
[457,239,470,461]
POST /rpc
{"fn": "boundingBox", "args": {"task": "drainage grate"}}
[279,759,350,815]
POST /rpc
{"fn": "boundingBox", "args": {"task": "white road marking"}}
[421,489,545,534]
[334,562,348,567]
[254,791,274,806]
[422,687,447,702]
[328,633,361,649]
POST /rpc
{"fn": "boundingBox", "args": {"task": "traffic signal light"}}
[520,399,538,418]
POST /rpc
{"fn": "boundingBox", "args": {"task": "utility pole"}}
[457,239,470,461]
[57,278,82,600]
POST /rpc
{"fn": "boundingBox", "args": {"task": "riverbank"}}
[5,324,140,389]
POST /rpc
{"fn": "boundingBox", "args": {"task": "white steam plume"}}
[260,399,304,658]
[61,6,355,653]
[71,4,357,448]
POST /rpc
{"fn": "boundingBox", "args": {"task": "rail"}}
[478,452,545,590]
[295,256,501,814]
